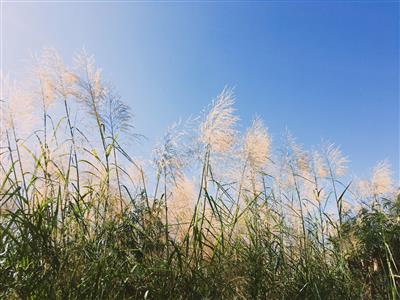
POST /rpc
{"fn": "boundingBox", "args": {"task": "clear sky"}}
[3,1,399,180]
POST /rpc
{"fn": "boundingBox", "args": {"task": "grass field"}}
[0,49,399,299]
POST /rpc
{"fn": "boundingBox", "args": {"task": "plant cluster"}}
[0,49,398,299]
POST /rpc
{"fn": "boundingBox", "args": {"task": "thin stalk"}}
[63,97,80,199]
[164,170,169,259]
[11,123,29,211]
[6,130,23,209]
[291,165,307,262]
[114,148,123,212]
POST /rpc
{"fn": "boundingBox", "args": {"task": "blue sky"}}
[3,1,399,180]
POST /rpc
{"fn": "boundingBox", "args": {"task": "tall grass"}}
[0,49,398,299]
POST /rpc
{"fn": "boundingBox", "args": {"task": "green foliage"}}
[0,194,398,299]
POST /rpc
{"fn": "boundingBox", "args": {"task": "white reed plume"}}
[1,77,37,136]
[311,150,328,179]
[322,143,348,178]
[355,178,372,199]
[99,90,134,138]
[199,87,239,153]
[322,143,348,227]
[73,49,106,113]
[153,121,186,184]
[243,116,271,172]
[305,150,328,204]
[34,66,55,110]
[371,160,393,195]
[283,132,311,177]
[274,151,295,194]
[169,176,196,240]
[236,116,271,197]
[39,48,78,98]
[357,160,394,198]
[302,176,320,204]
[0,75,13,132]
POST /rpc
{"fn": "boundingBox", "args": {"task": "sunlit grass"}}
[0,49,398,299]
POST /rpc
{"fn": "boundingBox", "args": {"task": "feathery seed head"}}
[170,176,195,223]
[62,71,78,86]
[323,143,348,178]
[312,150,328,178]
[199,87,239,153]
[74,49,106,107]
[99,90,134,138]
[284,132,310,176]
[35,67,55,109]
[154,122,186,183]
[243,116,271,171]
[2,79,37,135]
[36,48,78,98]
[371,160,393,195]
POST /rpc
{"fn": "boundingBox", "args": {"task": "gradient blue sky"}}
[3,1,399,180]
